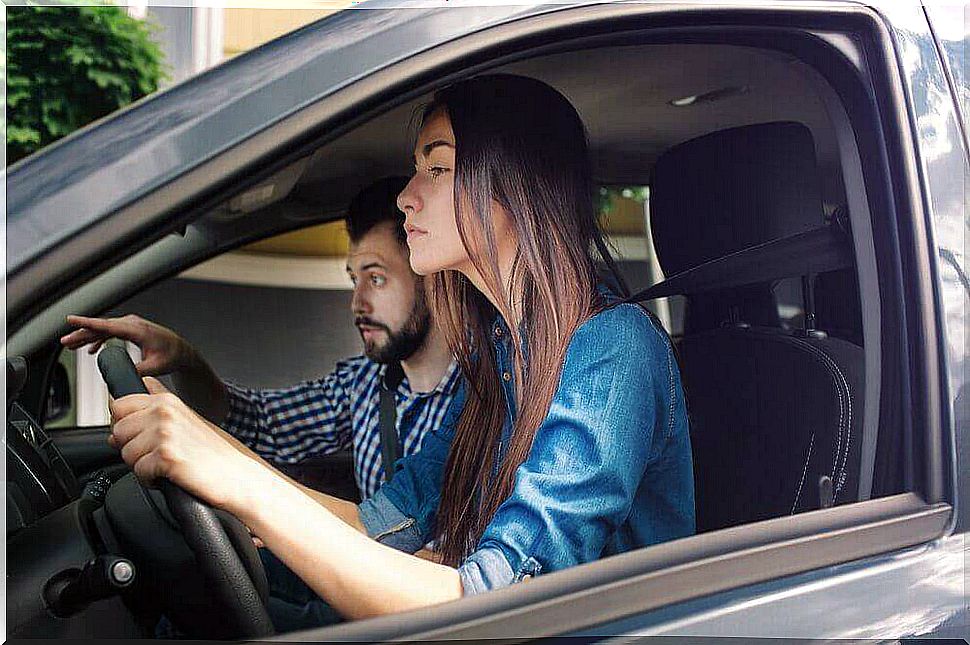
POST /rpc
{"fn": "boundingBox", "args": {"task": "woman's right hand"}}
[109,376,264,511]
[60,314,194,377]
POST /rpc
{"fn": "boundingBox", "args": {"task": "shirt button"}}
[502,372,512,382]
[494,325,503,338]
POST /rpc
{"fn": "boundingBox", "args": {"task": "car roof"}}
[6,2,588,273]
[6,0,850,275]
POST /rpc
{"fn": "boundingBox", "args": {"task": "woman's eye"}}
[371,274,386,287]
[413,160,450,179]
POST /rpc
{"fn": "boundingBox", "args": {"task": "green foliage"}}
[596,185,650,215]
[6,5,168,164]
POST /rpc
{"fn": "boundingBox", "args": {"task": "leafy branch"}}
[7,5,168,164]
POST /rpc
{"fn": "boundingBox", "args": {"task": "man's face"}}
[346,221,431,363]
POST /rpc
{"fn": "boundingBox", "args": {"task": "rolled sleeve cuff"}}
[358,489,425,553]
[457,546,515,595]
[458,545,544,596]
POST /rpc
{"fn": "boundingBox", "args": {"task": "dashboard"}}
[6,357,146,638]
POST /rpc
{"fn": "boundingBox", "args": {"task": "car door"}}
[6,1,964,641]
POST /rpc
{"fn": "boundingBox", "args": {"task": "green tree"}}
[7,5,168,165]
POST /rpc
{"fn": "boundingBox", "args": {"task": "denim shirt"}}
[358,292,695,595]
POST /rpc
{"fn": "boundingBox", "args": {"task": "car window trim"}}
[288,494,949,641]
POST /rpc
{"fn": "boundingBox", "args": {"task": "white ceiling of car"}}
[292,42,842,212]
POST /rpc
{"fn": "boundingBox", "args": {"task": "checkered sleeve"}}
[221,357,364,464]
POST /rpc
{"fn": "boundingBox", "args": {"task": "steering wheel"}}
[97,347,275,639]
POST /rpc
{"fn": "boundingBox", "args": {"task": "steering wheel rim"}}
[97,347,274,638]
[158,481,274,637]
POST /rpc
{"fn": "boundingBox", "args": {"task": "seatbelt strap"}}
[379,362,405,482]
[594,234,631,298]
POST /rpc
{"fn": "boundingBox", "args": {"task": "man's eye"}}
[371,275,386,287]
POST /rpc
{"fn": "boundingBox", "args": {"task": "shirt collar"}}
[487,282,616,359]
[382,358,461,398]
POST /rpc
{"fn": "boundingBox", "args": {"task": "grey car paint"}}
[5,0,967,640]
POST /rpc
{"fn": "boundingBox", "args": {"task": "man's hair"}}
[345,176,410,246]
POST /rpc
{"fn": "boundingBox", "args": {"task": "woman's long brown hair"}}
[426,75,610,566]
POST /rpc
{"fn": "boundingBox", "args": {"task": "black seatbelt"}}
[594,234,631,298]
[379,362,405,482]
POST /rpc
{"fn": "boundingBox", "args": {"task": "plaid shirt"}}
[222,356,462,500]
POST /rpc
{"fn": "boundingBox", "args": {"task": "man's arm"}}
[62,314,355,464]
[64,314,367,528]
[61,314,231,424]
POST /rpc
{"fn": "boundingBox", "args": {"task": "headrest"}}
[650,122,825,277]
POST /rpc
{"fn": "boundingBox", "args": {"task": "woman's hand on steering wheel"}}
[108,376,263,516]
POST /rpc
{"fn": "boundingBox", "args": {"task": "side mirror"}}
[45,362,71,423]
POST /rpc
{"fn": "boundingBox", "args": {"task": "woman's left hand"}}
[108,376,262,513]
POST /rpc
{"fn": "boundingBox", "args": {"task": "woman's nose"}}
[396,176,421,215]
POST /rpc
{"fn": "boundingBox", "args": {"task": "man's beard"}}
[357,289,432,364]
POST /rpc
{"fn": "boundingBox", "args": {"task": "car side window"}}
[43,351,76,428]
[46,220,359,431]
[596,185,679,332]
[45,342,140,429]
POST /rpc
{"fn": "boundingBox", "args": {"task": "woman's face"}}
[397,108,515,279]
[397,108,466,276]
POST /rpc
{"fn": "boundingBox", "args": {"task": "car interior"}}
[7,28,916,639]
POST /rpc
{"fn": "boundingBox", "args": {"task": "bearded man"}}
[61,177,460,500]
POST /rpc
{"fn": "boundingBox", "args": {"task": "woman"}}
[110,74,694,628]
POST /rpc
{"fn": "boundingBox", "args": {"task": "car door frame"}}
[6,1,958,641]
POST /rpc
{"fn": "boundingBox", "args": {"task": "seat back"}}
[649,122,865,531]
[680,328,863,531]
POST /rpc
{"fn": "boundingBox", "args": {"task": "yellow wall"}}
[602,197,646,236]
[244,221,350,257]
[223,7,346,59]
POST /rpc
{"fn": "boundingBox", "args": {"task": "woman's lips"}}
[404,222,428,243]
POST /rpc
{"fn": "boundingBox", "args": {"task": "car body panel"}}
[880,0,965,521]
[919,0,970,537]
[578,532,966,639]
[5,0,967,640]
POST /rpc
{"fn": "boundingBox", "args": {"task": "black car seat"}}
[639,122,865,532]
